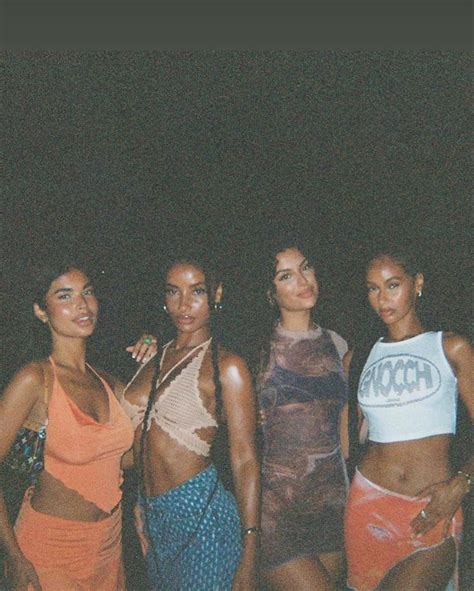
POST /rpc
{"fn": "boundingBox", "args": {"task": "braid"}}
[206,282,222,420]
[138,346,163,493]
[207,290,235,490]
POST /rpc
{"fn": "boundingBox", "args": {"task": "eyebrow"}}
[366,275,404,284]
[52,282,93,295]
[165,281,207,288]
[275,259,309,276]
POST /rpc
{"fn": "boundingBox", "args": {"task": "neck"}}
[279,310,314,332]
[386,317,424,342]
[173,327,211,351]
[50,338,88,372]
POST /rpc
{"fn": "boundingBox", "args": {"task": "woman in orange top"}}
[0,259,134,590]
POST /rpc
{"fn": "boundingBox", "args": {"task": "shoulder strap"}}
[122,343,165,396]
[157,338,211,387]
[42,359,52,416]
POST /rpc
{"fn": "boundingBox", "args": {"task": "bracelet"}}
[456,470,472,492]
[242,526,261,537]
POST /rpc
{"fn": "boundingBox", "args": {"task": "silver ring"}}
[420,509,428,520]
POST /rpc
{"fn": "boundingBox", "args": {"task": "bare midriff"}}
[136,423,217,496]
[30,471,117,522]
[359,434,453,497]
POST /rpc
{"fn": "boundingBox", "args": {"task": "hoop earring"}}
[214,302,223,313]
[417,290,422,298]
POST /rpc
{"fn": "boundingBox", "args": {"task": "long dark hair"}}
[250,235,320,380]
[138,251,227,493]
[2,257,95,384]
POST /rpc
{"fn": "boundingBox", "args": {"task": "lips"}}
[75,315,95,326]
[297,288,314,298]
[378,309,395,318]
[176,315,194,325]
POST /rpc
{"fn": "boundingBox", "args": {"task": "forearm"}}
[0,484,24,563]
[231,455,261,554]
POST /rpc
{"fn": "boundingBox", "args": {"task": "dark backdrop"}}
[3,51,472,369]
[2,50,472,588]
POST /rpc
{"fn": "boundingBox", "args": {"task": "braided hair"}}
[138,345,163,493]
[138,252,226,494]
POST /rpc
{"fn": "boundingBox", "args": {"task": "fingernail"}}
[132,353,136,358]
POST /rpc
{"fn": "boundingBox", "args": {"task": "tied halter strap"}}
[122,338,218,457]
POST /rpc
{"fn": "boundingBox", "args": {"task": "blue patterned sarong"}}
[138,465,242,590]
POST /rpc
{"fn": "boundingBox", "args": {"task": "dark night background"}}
[2,50,473,588]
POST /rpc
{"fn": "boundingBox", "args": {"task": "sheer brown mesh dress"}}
[258,324,349,569]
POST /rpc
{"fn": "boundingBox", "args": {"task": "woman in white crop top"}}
[120,252,260,591]
[343,248,473,591]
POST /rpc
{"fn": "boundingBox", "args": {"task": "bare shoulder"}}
[9,361,45,390]
[1,360,46,406]
[216,347,252,383]
[442,332,473,364]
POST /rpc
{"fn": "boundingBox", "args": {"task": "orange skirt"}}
[345,469,463,591]
[14,490,125,591]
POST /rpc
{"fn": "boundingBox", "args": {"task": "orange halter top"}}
[44,357,134,513]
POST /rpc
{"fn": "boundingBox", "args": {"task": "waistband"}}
[17,488,123,530]
[139,464,219,511]
[354,468,433,503]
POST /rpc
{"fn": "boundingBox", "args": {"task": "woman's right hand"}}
[125,334,158,364]
[9,554,42,591]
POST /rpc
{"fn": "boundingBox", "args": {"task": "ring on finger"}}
[143,336,154,346]
[420,509,428,520]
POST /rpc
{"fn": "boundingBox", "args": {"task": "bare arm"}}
[412,333,473,536]
[339,350,354,460]
[0,363,45,590]
[444,333,473,481]
[220,352,260,591]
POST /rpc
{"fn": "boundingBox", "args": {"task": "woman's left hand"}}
[411,474,469,537]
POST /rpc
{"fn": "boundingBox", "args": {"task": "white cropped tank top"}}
[121,338,218,456]
[358,331,458,443]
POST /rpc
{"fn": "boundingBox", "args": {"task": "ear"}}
[33,303,49,324]
[214,282,224,304]
[414,273,424,296]
[266,289,275,306]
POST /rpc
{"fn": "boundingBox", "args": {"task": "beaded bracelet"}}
[242,526,261,537]
[456,470,472,492]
